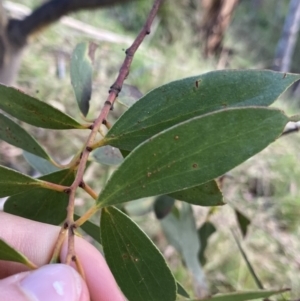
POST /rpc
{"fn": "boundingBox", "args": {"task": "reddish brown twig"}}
[53,0,163,269]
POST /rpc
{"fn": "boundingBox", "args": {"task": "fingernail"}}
[19,264,82,301]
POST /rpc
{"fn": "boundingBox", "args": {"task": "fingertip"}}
[61,237,125,301]
[0,264,89,301]
[20,264,89,301]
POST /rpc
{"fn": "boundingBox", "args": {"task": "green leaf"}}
[0,238,37,269]
[154,195,175,219]
[92,145,124,166]
[71,42,97,116]
[189,289,289,301]
[235,209,251,238]
[4,169,75,224]
[177,282,190,298]
[198,221,216,266]
[124,198,154,216]
[23,151,59,175]
[161,203,208,298]
[120,149,130,159]
[74,214,101,244]
[0,165,41,197]
[117,84,143,108]
[105,70,299,150]
[97,107,288,207]
[101,206,177,301]
[0,113,50,159]
[0,85,83,129]
[169,180,224,206]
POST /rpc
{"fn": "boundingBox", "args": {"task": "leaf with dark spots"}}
[101,206,177,301]
[97,107,288,207]
[71,42,97,116]
[0,85,83,129]
[104,70,299,151]
[0,113,50,160]
[4,169,75,224]
[169,180,224,206]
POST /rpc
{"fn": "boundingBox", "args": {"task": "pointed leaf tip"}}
[106,70,299,151]
[97,107,288,207]
[0,239,37,269]
[169,180,224,206]
[71,42,96,116]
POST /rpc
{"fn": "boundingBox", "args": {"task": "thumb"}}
[0,264,90,301]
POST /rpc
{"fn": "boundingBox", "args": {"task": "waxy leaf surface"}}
[4,169,75,224]
[169,180,224,206]
[161,203,208,297]
[23,151,59,175]
[71,42,96,116]
[97,108,288,207]
[105,70,299,150]
[101,206,177,301]
[0,239,36,268]
[0,165,41,197]
[93,145,123,166]
[0,113,49,159]
[0,85,82,129]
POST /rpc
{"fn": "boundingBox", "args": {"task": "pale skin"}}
[0,212,126,301]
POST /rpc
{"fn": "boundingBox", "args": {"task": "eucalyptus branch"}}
[39,181,70,193]
[79,182,98,200]
[53,0,163,268]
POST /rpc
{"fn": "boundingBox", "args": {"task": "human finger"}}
[0,212,125,300]
[0,264,90,301]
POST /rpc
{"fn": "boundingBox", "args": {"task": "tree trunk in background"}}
[273,0,300,72]
[0,0,133,86]
[0,0,24,85]
[200,0,239,57]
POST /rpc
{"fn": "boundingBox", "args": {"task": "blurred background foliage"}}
[1,0,300,299]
